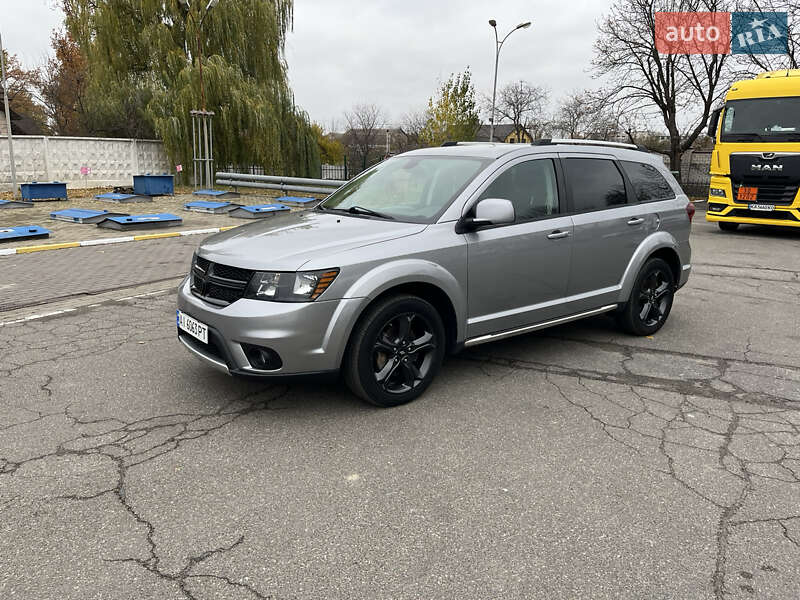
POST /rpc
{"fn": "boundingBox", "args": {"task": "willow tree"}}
[60,0,320,179]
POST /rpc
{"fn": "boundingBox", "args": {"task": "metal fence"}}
[321,163,348,180]
[679,150,711,198]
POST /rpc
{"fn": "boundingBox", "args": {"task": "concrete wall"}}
[0,135,171,190]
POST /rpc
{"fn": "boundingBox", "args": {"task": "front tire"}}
[344,295,446,407]
[617,258,675,336]
[718,221,739,231]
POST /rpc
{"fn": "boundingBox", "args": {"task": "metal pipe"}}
[203,115,211,188]
[191,113,197,189]
[208,113,214,188]
[0,32,18,198]
[215,172,346,186]
[215,180,337,195]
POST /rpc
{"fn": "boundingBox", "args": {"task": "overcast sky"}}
[4,0,613,130]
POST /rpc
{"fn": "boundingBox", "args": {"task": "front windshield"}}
[721,98,800,142]
[320,155,491,223]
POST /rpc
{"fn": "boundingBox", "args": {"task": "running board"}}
[464,304,618,348]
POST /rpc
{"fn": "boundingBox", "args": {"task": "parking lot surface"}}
[0,216,799,599]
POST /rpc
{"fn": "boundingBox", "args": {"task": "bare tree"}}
[593,0,732,171]
[553,90,593,138]
[553,90,622,140]
[733,0,798,72]
[343,103,385,172]
[395,109,428,152]
[492,81,550,141]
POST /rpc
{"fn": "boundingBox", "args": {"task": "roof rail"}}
[440,141,500,147]
[533,138,649,152]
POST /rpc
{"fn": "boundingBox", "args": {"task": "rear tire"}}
[718,221,739,231]
[617,258,675,336]
[344,295,446,407]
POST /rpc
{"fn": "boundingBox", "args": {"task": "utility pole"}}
[0,32,18,198]
[488,20,532,143]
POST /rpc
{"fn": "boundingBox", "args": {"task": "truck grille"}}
[733,183,798,205]
[191,257,253,306]
[726,208,799,221]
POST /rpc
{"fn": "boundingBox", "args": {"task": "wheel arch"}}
[618,233,683,302]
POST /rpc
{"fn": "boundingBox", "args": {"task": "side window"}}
[478,159,559,222]
[620,160,675,203]
[563,158,627,212]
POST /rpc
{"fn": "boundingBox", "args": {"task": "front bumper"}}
[176,277,364,376]
[706,175,800,227]
[706,206,800,228]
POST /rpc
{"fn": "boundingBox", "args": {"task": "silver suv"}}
[177,140,693,406]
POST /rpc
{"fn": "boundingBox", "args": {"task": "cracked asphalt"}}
[0,216,799,599]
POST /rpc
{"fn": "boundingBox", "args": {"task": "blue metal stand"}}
[228,204,291,219]
[96,213,183,230]
[0,225,51,242]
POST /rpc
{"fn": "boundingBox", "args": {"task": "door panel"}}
[568,206,655,297]
[465,216,574,338]
[561,156,657,309]
[464,156,574,338]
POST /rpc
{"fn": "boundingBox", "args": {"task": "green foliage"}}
[311,123,345,164]
[60,0,319,178]
[420,68,481,147]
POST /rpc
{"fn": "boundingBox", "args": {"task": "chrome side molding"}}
[464,304,619,348]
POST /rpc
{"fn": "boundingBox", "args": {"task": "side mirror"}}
[707,107,722,140]
[455,198,515,234]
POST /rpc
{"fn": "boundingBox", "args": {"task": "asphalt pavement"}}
[0,216,799,599]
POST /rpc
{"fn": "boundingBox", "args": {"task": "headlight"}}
[245,269,339,302]
[709,187,727,197]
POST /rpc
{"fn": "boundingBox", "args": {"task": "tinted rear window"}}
[620,160,675,203]
[563,158,627,212]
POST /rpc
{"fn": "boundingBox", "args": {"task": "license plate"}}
[177,310,208,344]
[737,186,758,202]
[749,203,775,212]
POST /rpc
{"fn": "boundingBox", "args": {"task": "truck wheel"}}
[344,295,445,407]
[718,222,739,231]
[617,258,675,336]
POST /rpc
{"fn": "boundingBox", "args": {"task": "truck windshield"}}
[319,155,491,223]
[721,97,800,142]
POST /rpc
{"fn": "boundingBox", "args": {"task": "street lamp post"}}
[488,19,531,143]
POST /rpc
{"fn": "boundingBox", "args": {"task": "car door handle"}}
[627,217,645,226]
[547,230,570,240]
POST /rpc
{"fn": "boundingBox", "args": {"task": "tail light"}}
[686,202,696,223]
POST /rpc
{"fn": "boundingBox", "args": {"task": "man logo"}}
[751,164,783,172]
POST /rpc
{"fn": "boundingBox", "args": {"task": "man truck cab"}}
[705,70,800,230]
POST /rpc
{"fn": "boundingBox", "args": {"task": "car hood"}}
[197,209,427,271]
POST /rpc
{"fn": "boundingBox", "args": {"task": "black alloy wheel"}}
[372,312,437,395]
[345,295,446,407]
[618,257,675,336]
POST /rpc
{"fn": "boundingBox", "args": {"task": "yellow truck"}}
[705,70,800,230]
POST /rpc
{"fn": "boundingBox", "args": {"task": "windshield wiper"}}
[346,206,395,220]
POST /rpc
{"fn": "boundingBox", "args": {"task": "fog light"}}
[242,343,283,370]
[708,203,725,212]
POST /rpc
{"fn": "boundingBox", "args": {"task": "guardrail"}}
[215,172,347,196]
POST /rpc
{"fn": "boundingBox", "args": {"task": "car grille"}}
[191,257,253,306]
[733,182,798,205]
